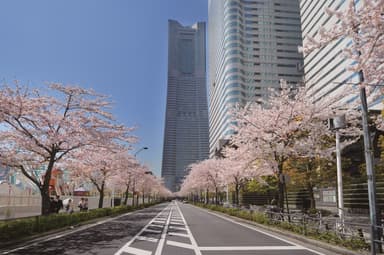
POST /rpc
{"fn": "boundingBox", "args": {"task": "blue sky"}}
[0,0,208,176]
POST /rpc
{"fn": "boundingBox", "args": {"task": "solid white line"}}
[175,202,202,255]
[114,205,170,255]
[154,205,173,255]
[136,236,159,243]
[166,240,194,250]
[199,246,307,251]
[168,232,189,238]
[120,246,152,255]
[192,205,326,255]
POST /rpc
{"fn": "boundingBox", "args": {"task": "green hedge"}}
[0,203,158,244]
[195,203,369,252]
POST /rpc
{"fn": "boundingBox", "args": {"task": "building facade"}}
[208,0,304,156]
[300,0,361,106]
[161,20,209,192]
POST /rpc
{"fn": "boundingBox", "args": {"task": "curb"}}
[194,205,369,255]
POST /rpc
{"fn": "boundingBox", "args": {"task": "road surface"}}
[1,201,341,255]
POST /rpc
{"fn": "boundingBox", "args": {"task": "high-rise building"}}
[208,0,304,156]
[161,20,209,192]
[300,0,359,106]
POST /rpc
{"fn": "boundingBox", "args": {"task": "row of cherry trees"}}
[180,85,359,209]
[0,83,170,215]
[181,0,383,210]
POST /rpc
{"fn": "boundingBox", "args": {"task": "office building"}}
[208,0,304,156]
[161,20,209,192]
[300,0,361,106]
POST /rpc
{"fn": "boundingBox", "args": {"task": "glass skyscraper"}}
[208,0,304,156]
[161,20,209,192]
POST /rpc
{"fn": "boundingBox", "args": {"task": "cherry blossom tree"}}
[302,0,384,85]
[181,159,225,204]
[0,83,136,215]
[229,85,342,210]
[222,147,272,205]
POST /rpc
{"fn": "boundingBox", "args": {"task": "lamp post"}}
[132,147,148,206]
[134,147,148,157]
[330,114,346,229]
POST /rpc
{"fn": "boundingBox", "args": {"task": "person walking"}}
[65,199,74,214]
[78,197,85,211]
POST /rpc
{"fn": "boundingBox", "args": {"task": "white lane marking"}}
[154,205,173,255]
[192,205,326,255]
[114,205,170,255]
[144,229,162,234]
[170,221,184,226]
[153,220,165,224]
[166,240,194,250]
[168,232,189,238]
[121,246,152,255]
[149,224,163,228]
[169,226,186,231]
[199,246,307,251]
[175,202,202,255]
[136,236,159,243]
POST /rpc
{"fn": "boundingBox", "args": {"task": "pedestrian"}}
[65,199,74,214]
[78,197,85,211]
[56,195,63,213]
[84,198,89,211]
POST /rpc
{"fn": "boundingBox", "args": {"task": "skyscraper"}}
[161,20,209,192]
[300,0,359,105]
[208,0,304,156]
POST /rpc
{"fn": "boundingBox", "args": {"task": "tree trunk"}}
[40,188,51,215]
[98,182,105,208]
[235,183,240,206]
[215,187,218,205]
[278,173,284,211]
[136,193,139,206]
[41,152,57,215]
[142,191,145,205]
[123,184,130,205]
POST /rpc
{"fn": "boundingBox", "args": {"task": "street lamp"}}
[329,114,346,229]
[134,147,148,157]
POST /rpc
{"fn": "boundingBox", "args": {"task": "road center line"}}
[154,205,173,255]
[175,202,202,255]
[114,204,170,255]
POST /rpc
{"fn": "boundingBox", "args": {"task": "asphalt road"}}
[1,202,341,255]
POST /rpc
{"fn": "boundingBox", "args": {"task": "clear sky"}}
[0,0,208,177]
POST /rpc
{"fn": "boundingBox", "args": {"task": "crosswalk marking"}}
[169,226,186,231]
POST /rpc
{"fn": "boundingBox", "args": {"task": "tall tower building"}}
[161,20,209,192]
[300,0,359,105]
[208,0,304,156]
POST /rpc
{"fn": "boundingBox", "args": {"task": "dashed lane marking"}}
[120,246,152,255]
[166,240,195,250]
[136,236,159,243]
[168,232,189,238]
